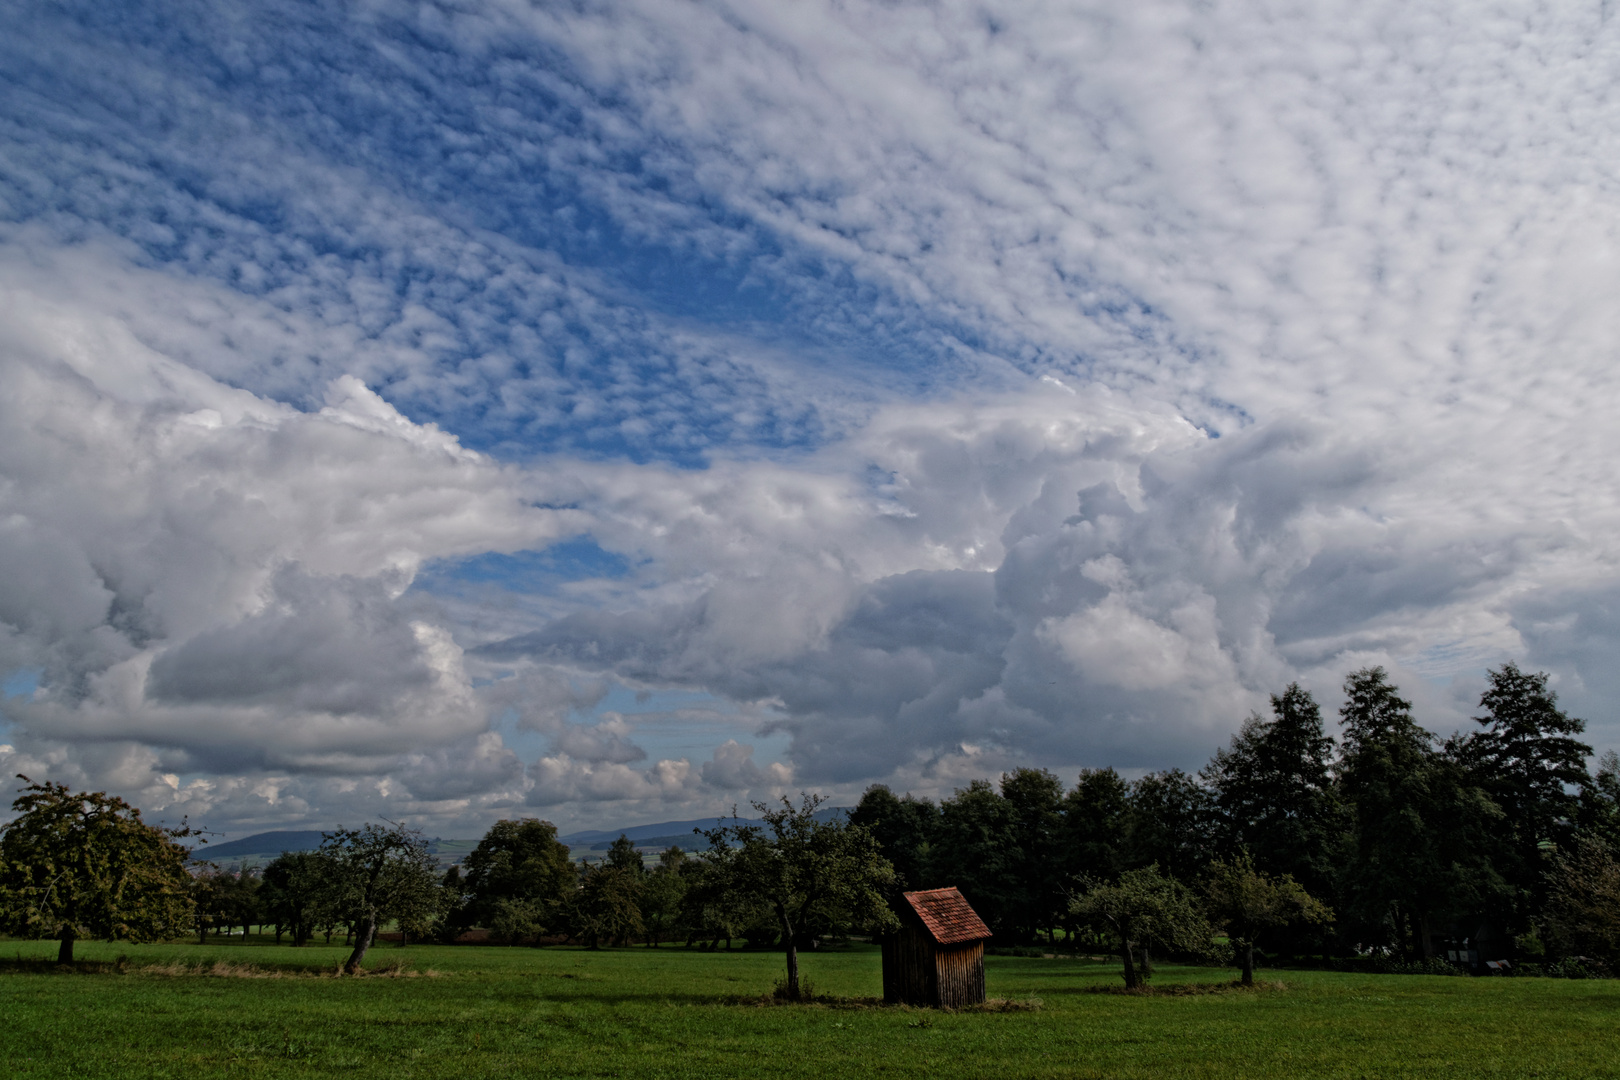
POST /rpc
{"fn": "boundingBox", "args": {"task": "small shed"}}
[881,886,992,1007]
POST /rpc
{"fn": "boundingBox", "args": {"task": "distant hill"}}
[192,830,329,860]
[559,806,850,851]
[193,830,472,862]
[189,807,852,864]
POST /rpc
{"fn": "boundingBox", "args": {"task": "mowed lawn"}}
[2,938,1617,1079]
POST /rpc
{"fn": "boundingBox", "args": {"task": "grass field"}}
[3,937,1617,1079]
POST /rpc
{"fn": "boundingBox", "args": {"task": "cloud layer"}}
[3,0,1620,834]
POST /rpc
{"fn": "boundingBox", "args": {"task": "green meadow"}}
[2,938,1616,1079]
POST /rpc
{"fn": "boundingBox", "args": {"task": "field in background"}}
[3,938,1617,1079]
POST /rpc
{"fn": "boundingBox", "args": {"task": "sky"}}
[3,0,1620,839]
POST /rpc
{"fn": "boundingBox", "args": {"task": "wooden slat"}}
[933,941,985,1008]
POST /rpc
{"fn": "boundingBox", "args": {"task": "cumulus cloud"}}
[0,250,576,820]
[701,740,792,792]
[526,754,699,808]
[486,393,1620,784]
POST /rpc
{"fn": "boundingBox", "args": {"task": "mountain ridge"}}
[193,808,852,860]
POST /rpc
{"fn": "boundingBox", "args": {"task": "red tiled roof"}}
[903,887,991,945]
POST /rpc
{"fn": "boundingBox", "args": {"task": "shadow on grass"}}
[0,955,438,979]
[1075,979,1286,997]
[719,990,1044,1013]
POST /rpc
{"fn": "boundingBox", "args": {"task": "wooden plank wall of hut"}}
[882,928,939,1005]
[933,942,986,1008]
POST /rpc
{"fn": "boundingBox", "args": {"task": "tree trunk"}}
[1240,940,1255,986]
[57,928,75,965]
[344,914,377,974]
[1120,938,1138,989]
[1419,912,1435,960]
[780,908,801,999]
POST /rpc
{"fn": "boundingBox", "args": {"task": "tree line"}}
[0,781,449,974]
[215,661,1620,983]
[2,661,1617,987]
[851,663,1620,977]
[0,777,892,997]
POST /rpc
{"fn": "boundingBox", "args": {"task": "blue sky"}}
[4,0,1620,836]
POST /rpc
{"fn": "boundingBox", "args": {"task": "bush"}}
[1547,956,1613,979]
[1326,954,1464,976]
[771,977,816,1001]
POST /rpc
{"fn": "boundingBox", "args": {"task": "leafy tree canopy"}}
[1070,864,1214,989]
[1338,667,1503,956]
[320,822,442,973]
[1204,853,1333,985]
[571,864,644,948]
[704,793,897,1000]
[605,834,646,877]
[849,784,938,892]
[1579,751,1620,850]
[260,849,337,946]
[0,776,195,962]
[1543,837,1620,970]
[460,818,574,935]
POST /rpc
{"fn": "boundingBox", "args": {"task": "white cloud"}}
[701,740,793,792]
[0,249,575,817]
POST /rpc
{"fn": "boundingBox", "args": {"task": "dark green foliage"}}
[219,869,260,938]
[639,847,689,946]
[998,768,1066,942]
[1203,853,1333,985]
[1123,769,1214,883]
[0,777,195,962]
[1061,768,1130,882]
[1453,663,1592,926]
[1337,667,1501,958]
[928,779,1013,935]
[1578,750,1620,849]
[318,823,443,972]
[259,850,336,946]
[605,834,646,875]
[458,818,574,941]
[848,784,938,890]
[680,838,762,950]
[1205,684,1342,895]
[188,866,259,942]
[570,864,644,948]
[1543,837,1620,969]
[703,793,898,999]
[1070,864,1215,988]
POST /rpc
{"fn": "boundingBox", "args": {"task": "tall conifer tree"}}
[1338,667,1499,958]
[1454,662,1591,927]
[1204,683,1342,896]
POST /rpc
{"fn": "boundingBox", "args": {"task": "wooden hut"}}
[881,886,991,1007]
